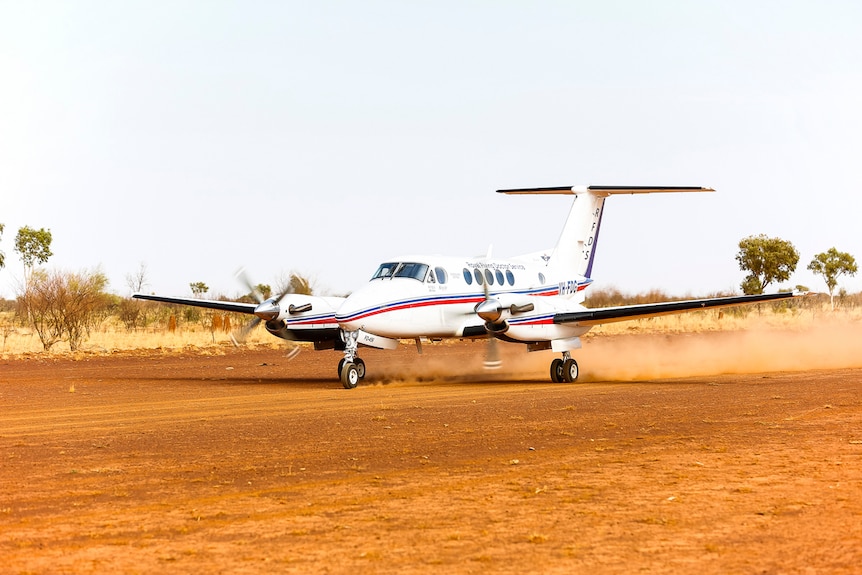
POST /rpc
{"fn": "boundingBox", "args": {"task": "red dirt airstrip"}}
[2,329,862,574]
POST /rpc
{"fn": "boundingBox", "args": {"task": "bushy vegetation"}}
[585,287,738,307]
[2,284,860,355]
[0,268,318,353]
[584,285,859,318]
[1,219,859,355]
[20,268,110,351]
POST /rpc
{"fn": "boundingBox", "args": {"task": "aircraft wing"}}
[133,294,257,315]
[554,291,802,326]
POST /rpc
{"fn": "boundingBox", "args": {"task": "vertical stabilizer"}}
[497,186,714,279]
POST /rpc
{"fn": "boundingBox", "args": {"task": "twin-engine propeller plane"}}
[135,185,801,389]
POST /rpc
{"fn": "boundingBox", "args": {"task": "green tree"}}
[255,283,272,299]
[807,248,858,310]
[273,271,315,298]
[14,226,53,283]
[244,284,271,302]
[189,282,209,297]
[282,272,313,296]
[735,234,799,294]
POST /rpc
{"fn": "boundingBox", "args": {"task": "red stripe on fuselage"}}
[343,295,486,323]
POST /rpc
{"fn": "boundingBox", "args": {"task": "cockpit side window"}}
[393,262,429,281]
[372,262,397,280]
[372,262,429,282]
[434,267,448,284]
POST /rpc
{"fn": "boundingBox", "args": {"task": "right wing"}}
[133,292,345,348]
[554,291,804,326]
[133,294,257,314]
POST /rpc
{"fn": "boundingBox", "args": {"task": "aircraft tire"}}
[337,358,346,379]
[550,358,564,383]
[354,358,366,379]
[340,362,359,389]
[562,358,579,383]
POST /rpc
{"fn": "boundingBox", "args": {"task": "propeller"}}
[231,268,289,345]
[225,268,306,360]
[475,270,503,371]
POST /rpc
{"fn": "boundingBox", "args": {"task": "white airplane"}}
[135,185,801,389]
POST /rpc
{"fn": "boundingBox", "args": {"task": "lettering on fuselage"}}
[558,280,581,295]
[464,262,526,271]
[582,206,602,262]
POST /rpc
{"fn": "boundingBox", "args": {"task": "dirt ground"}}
[2,334,861,574]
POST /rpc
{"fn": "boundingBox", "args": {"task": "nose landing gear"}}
[550,352,579,383]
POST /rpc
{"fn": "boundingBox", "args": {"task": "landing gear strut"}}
[338,330,366,389]
[550,351,579,383]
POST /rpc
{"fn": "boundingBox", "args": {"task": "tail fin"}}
[497,186,714,278]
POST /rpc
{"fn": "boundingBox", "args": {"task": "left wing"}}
[554,291,803,326]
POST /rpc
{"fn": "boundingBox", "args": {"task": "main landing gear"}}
[550,351,579,383]
[337,357,366,389]
[338,330,367,389]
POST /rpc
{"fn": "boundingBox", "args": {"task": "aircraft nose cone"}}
[253,300,280,321]
[475,299,503,323]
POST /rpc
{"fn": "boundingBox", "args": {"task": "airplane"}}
[134,185,803,389]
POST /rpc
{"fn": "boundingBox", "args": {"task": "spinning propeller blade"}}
[477,271,502,371]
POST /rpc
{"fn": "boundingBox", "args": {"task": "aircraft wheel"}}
[562,358,579,383]
[550,358,564,383]
[337,358,346,379]
[340,362,359,389]
[354,357,366,379]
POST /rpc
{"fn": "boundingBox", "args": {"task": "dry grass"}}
[0,314,274,357]
[584,305,856,338]
[1,298,859,358]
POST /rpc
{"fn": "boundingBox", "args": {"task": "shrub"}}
[19,268,110,351]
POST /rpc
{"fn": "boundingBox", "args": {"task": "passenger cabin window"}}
[372,262,430,282]
[473,269,484,285]
[505,270,515,286]
[463,268,473,285]
[484,269,494,285]
[495,270,504,285]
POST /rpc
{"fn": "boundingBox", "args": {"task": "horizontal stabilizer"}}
[497,185,714,196]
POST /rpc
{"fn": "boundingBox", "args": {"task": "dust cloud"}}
[372,320,862,384]
[512,320,862,382]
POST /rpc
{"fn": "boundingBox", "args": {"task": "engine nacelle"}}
[265,319,293,340]
[484,320,509,335]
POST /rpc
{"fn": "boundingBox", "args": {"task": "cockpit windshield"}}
[371,262,430,282]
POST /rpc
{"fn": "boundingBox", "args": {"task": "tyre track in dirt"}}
[2,342,862,573]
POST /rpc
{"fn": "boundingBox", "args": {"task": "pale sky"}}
[2,1,861,300]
